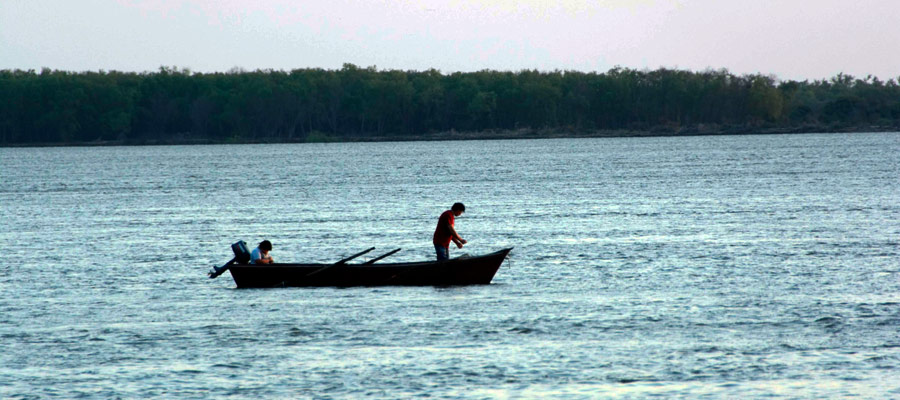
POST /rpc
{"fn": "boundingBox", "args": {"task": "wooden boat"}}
[209,244,512,288]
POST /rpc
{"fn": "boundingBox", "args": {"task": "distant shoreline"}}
[5,67,899,148]
[3,125,898,148]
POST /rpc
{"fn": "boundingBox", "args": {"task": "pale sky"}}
[2,0,899,81]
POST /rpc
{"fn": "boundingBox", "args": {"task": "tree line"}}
[1,64,899,145]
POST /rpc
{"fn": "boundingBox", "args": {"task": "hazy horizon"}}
[3,0,900,82]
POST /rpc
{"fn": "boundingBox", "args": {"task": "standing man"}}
[433,203,467,261]
[250,240,274,264]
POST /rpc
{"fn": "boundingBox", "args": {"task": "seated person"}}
[250,240,274,264]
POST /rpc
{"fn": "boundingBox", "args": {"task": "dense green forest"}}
[1,65,898,145]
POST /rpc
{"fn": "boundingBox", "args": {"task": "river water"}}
[1,133,899,398]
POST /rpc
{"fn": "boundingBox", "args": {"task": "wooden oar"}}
[305,247,376,277]
[334,247,377,265]
[361,248,401,265]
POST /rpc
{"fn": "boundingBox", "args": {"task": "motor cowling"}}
[232,240,251,264]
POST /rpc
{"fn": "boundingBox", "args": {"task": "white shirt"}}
[250,247,270,264]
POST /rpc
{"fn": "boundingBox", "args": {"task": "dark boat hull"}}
[227,248,513,288]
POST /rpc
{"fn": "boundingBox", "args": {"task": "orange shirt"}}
[432,210,455,247]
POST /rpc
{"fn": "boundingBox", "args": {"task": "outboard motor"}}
[232,240,251,264]
[209,240,250,279]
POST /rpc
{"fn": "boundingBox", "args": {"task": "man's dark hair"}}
[451,202,466,212]
[259,240,273,251]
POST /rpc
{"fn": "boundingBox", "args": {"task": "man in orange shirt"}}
[433,203,467,260]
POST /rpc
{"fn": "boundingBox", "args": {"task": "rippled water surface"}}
[2,133,899,398]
